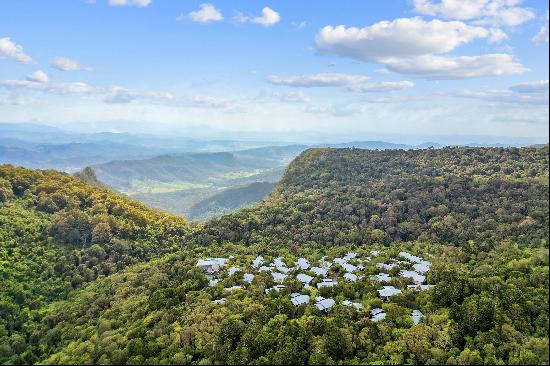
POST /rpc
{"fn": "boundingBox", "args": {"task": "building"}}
[315,297,336,311]
[297,273,314,284]
[378,285,402,299]
[196,258,228,273]
[290,293,310,306]
[228,267,240,276]
[209,279,220,287]
[373,273,392,282]
[317,278,337,288]
[370,250,380,257]
[295,258,310,270]
[413,261,431,274]
[344,252,357,260]
[252,256,264,268]
[371,308,386,322]
[342,300,362,309]
[265,285,286,294]
[334,258,347,266]
[399,270,426,284]
[412,309,424,324]
[272,272,287,283]
[311,266,328,276]
[213,298,226,304]
[224,286,242,292]
[376,262,397,271]
[341,262,357,272]
[399,251,423,264]
[343,272,358,282]
[243,273,254,283]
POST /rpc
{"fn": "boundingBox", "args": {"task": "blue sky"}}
[0,0,548,142]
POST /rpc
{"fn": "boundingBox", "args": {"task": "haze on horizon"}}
[1,0,549,143]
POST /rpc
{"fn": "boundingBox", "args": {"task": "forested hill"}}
[193,146,549,248]
[0,165,191,364]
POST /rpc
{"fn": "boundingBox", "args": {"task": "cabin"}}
[209,279,219,287]
[413,261,431,274]
[295,258,310,270]
[265,285,286,294]
[378,285,402,300]
[371,308,386,322]
[224,286,242,292]
[412,309,424,325]
[341,262,357,272]
[399,270,426,284]
[342,300,362,309]
[315,297,336,312]
[297,273,314,284]
[317,278,337,288]
[376,262,397,271]
[259,265,274,272]
[344,252,357,260]
[311,266,328,276]
[277,266,291,274]
[228,267,240,276]
[399,251,423,264]
[252,256,264,268]
[343,272,358,282]
[272,272,287,283]
[373,273,392,282]
[196,258,228,273]
[370,250,380,257]
[213,298,226,304]
[334,258,347,266]
[243,273,254,283]
[290,293,310,306]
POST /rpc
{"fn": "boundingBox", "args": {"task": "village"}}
[196,249,434,325]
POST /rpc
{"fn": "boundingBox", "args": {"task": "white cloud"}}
[51,82,94,94]
[107,0,151,7]
[315,18,489,62]
[293,20,308,30]
[350,81,414,92]
[303,103,362,117]
[509,80,549,93]
[26,70,49,84]
[0,37,33,64]
[384,54,528,79]
[52,57,93,71]
[488,28,508,43]
[191,95,227,108]
[265,73,371,88]
[275,91,310,103]
[187,3,223,23]
[454,80,549,105]
[411,0,535,26]
[532,11,549,44]
[1,78,93,95]
[104,86,173,104]
[235,7,280,26]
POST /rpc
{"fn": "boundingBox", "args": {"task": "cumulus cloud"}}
[265,73,371,88]
[107,0,151,7]
[315,18,528,79]
[532,11,549,44]
[191,95,228,108]
[52,57,93,71]
[104,86,174,104]
[235,7,280,26]
[411,0,535,26]
[26,70,49,84]
[0,37,33,64]
[384,53,528,79]
[186,3,223,23]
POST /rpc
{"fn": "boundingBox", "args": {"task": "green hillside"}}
[1,146,548,365]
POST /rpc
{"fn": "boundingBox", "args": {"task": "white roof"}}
[243,273,254,283]
[225,286,242,292]
[317,278,337,288]
[412,309,424,324]
[413,261,431,274]
[290,294,310,306]
[343,272,358,282]
[374,273,392,282]
[228,267,240,276]
[265,285,286,294]
[315,298,336,311]
[209,279,219,287]
[399,270,426,284]
[342,300,362,309]
[252,256,264,268]
[342,263,358,272]
[259,266,274,272]
[334,258,347,266]
[277,266,291,274]
[297,273,314,284]
[213,298,226,304]
[311,266,328,276]
[371,308,386,321]
[295,258,310,270]
[344,252,357,260]
[399,251,423,264]
[378,285,402,298]
[376,262,397,270]
[370,250,380,257]
[272,272,287,283]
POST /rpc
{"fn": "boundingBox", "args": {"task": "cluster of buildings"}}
[196,250,433,324]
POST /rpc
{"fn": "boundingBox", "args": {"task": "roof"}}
[413,261,431,274]
[252,256,264,268]
[315,298,336,311]
[272,272,287,283]
[370,250,380,257]
[317,278,337,288]
[376,262,397,270]
[290,293,310,306]
[378,285,402,298]
[341,263,357,272]
[272,257,286,267]
[412,310,424,324]
[371,308,386,321]
[225,286,242,292]
[399,270,426,284]
[228,267,240,276]
[297,273,314,284]
[343,272,358,282]
[243,273,254,283]
[344,252,357,260]
[399,251,423,264]
[259,265,274,272]
[209,279,219,287]
[342,300,362,309]
[265,285,286,294]
[374,273,392,282]
[311,266,328,276]
[334,258,347,266]
[295,258,310,270]
[213,298,226,304]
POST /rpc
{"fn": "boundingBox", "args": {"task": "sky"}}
[0,0,549,143]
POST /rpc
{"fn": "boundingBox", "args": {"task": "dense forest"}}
[0,146,548,365]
